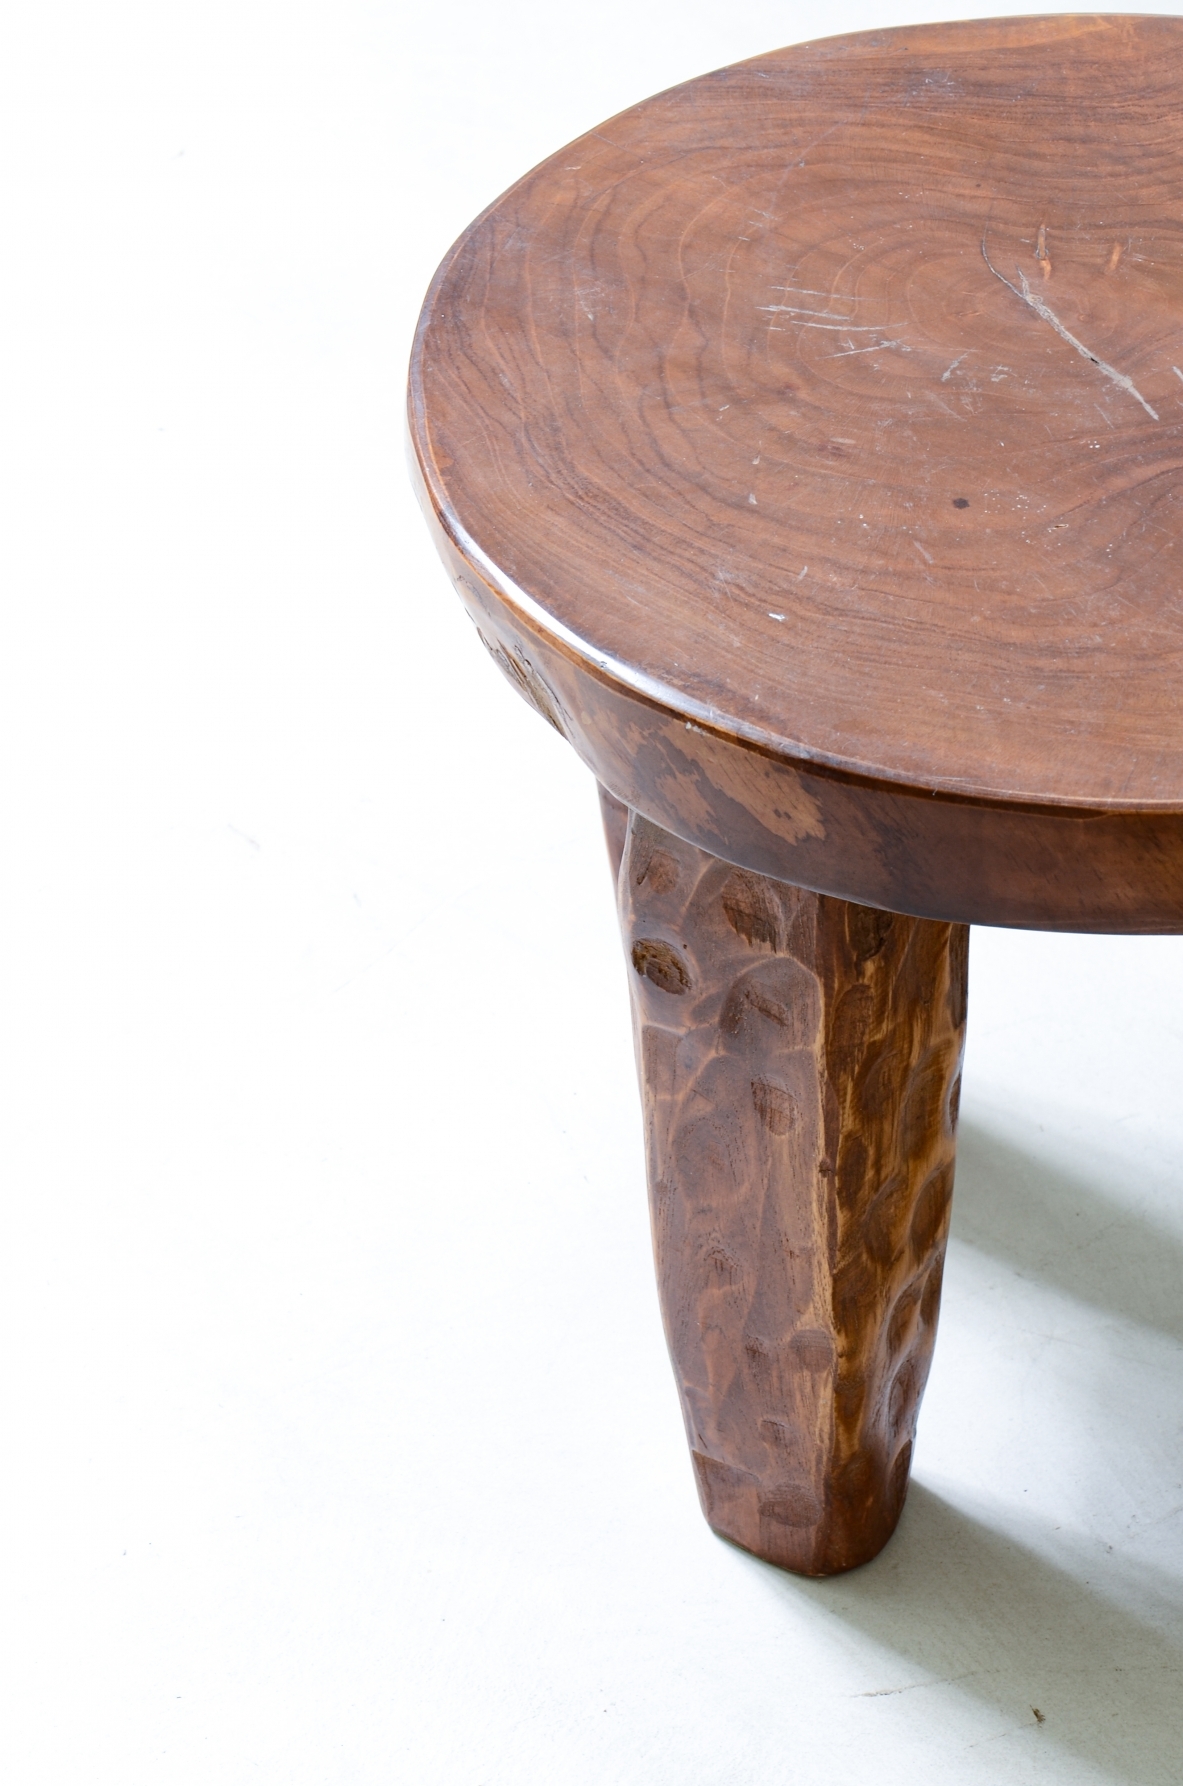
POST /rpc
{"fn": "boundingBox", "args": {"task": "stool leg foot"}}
[607,798,968,1576]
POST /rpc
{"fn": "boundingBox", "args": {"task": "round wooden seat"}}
[410,14,1183,932]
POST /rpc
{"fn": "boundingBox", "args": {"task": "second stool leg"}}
[601,790,968,1577]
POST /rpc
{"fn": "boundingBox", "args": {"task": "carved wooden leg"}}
[600,788,968,1577]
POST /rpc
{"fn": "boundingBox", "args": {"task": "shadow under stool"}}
[409,14,1183,1576]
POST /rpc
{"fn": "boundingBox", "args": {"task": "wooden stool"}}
[408,16,1183,1576]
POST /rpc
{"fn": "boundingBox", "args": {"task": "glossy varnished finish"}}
[613,801,967,1574]
[411,15,1183,930]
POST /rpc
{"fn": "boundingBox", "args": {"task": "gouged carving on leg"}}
[613,807,968,1576]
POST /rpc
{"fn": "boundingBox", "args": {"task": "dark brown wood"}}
[614,802,967,1575]
[411,15,1183,931]
[599,784,629,886]
[408,18,1183,1575]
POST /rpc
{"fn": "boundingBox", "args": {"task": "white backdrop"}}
[3,4,1183,1780]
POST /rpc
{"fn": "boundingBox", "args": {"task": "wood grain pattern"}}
[410,14,1183,931]
[615,801,967,1575]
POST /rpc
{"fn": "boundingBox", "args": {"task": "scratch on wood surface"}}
[982,231,1159,420]
[759,304,854,320]
[756,311,889,331]
[924,389,965,421]
[1036,226,1057,278]
[1035,223,1052,278]
[825,340,906,357]
[1107,241,1124,272]
[941,352,968,381]
[770,285,867,302]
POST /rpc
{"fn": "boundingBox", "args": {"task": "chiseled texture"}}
[612,795,967,1575]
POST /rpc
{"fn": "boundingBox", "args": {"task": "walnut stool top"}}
[410,16,1183,932]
